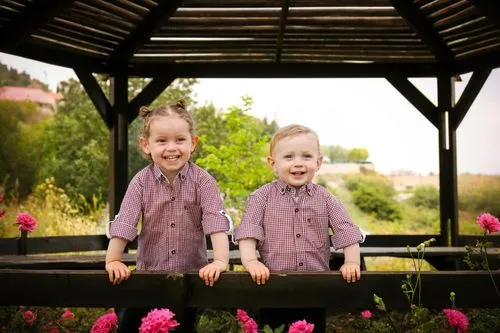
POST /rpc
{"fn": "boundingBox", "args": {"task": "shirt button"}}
[181,175,186,180]
[294,208,299,213]
[171,197,175,201]
[298,262,304,266]
[307,218,311,223]
[171,223,175,228]
[171,250,176,255]
[296,233,301,238]
[286,187,291,192]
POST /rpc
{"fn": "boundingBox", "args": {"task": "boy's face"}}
[267,133,323,189]
[140,116,198,181]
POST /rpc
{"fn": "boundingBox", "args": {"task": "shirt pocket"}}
[184,204,203,231]
[306,213,329,248]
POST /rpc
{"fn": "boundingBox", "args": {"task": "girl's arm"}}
[239,238,270,285]
[199,231,229,286]
[105,237,131,285]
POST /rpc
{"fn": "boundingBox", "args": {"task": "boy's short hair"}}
[269,124,320,156]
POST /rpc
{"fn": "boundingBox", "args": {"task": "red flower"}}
[139,308,179,333]
[23,310,36,325]
[16,213,37,233]
[236,309,258,333]
[288,319,314,333]
[360,310,372,319]
[476,213,500,234]
[443,309,469,333]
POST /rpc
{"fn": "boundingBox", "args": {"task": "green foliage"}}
[458,174,500,217]
[321,145,370,162]
[196,309,241,333]
[195,97,275,211]
[407,185,439,209]
[0,62,49,90]
[347,147,369,162]
[0,100,46,200]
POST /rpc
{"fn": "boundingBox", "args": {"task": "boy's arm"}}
[199,231,230,287]
[239,238,270,285]
[340,242,361,283]
[105,237,131,285]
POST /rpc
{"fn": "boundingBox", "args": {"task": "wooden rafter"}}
[386,75,438,127]
[390,0,454,62]
[109,0,183,64]
[74,68,112,129]
[468,0,500,31]
[128,76,176,123]
[0,0,77,50]
[452,69,491,128]
[275,0,290,63]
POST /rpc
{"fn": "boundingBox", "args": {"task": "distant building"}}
[318,161,375,175]
[0,86,61,114]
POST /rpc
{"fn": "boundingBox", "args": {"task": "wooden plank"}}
[128,76,176,123]
[1,270,498,310]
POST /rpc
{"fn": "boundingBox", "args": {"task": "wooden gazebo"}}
[1,1,500,327]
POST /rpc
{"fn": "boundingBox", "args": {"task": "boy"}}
[235,124,364,332]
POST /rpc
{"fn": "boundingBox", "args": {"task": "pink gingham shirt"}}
[109,162,229,271]
[235,179,363,272]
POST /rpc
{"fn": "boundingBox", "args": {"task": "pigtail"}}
[175,99,187,110]
[139,106,152,118]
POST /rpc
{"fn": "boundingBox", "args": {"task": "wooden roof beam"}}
[128,76,176,123]
[386,75,438,127]
[468,0,500,31]
[390,0,454,62]
[275,0,290,63]
[74,68,112,129]
[0,0,77,51]
[109,0,183,65]
[451,69,491,129]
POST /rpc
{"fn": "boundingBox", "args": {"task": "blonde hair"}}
[138,99,195,139]
[269,124,320,156]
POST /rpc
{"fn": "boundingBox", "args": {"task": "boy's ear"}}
[139,137,150,155]
[191,135,199,153]
[316,154,324,170]
[267,156,275,169]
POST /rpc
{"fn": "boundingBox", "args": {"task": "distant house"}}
[318,161,375,175]
[0,86,61,115]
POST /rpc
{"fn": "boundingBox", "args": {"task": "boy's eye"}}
[284,155,293,159]
[303,154,313,159]
[177,137,186,142]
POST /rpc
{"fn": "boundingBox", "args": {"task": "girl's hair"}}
[269,124,320,156]
[138,99,195,139]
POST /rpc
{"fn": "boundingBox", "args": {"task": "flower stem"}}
[18,230,27,255]
[483,247,500,300]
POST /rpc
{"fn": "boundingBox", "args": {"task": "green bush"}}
[407,185,439,209]
[352,184,401,222]
[458,175,500,217]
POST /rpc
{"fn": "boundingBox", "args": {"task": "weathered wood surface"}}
[0,247,497,270]
[1,270,499,310]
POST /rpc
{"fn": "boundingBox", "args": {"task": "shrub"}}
[407,185,439,209]
[351,184,401,222]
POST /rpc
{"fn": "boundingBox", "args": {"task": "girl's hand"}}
[105,260,132,285]
[199,260,227,287]
[339,262,361,283]
[244,260,270,285]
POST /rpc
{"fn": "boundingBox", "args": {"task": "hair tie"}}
[139,106,151,118]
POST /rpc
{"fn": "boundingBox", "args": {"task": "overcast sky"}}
[1,52,499,175]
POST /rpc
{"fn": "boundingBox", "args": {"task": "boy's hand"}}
[244,260,270,285]
[199,260,227,287]
[339,262,361,283]
[105,260,131,285]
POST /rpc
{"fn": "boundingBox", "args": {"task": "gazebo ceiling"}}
[1,0,500,77]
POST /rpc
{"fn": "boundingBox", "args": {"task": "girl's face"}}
[140,115,198,182]
[267,133,322,189]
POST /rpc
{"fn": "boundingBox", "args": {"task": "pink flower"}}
[477,213,500,234]
[61,309,75,320]
[139,308,180,333]
[288,319,314,333]
[236,309,250,323]
[443,309,469,333]
[90,312,118,333]
[16,213,37,233]
[22,310,36,325]
[48,328,60,333]
[360,310,372,319]
[236,309,258,333]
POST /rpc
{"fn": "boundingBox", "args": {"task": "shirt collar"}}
[152,162,190,183]
[275,179,315,196]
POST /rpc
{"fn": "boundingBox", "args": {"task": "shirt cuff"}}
[109,221,138,242]
[234,224,265,245]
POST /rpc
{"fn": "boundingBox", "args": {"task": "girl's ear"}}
[139,137,150,155]
[191,135,199,153]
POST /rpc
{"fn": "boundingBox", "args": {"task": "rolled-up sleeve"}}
[327,195,363,250]
[108,175,142,242]
[234,190,266,244]
[199,173,230,235]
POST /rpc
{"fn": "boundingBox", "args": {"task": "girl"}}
[105,100,230,332]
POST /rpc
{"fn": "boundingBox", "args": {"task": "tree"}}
[347,148,369,162]
[195,97,275,210]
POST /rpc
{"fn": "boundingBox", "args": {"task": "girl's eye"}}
[176,138,186,143]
